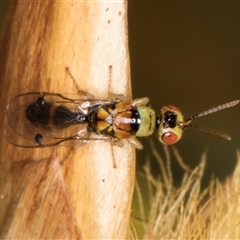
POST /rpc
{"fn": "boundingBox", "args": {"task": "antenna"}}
[182,100,239,140]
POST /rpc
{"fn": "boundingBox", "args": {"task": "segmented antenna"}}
[191,100,239,120]
[182,100,239,140]
[187,124,231,140]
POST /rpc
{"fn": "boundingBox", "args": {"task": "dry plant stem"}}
[0,1,135,239]
[134,144,240,239]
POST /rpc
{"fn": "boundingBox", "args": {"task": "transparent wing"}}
[5,92,120,148]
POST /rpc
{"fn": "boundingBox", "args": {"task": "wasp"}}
[5,91,239,149]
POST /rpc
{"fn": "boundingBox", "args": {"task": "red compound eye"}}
[167,105,181,113]
[162,132,179,145]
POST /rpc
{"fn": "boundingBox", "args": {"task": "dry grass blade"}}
[131,145,240,239]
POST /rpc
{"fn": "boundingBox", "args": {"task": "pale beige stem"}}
[0,1,135,239]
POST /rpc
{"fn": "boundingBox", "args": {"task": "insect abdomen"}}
[26,98,51,129]
[53,106,86,129]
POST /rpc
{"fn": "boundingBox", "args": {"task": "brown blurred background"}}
[128,2,240,187]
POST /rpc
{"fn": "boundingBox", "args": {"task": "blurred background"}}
[0,2,240,188]
[128,2,240,188]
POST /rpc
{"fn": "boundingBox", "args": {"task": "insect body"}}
[5,92,239,149]
[5,92,154,149]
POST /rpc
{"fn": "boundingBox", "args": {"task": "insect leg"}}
[131,97,150,107]
[65,67,96,99]
[110,145,117,168]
